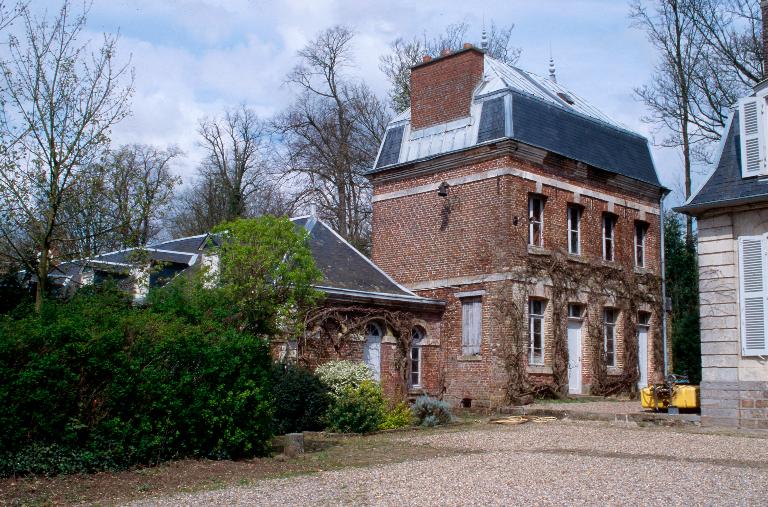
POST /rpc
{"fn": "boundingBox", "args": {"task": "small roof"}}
[291,216,442,307]
[370,55,662,188]
[676,111,768,215]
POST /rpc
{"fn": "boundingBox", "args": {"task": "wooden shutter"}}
[462,298,482,355]
[739,97,765,177]
[739,236,768,355]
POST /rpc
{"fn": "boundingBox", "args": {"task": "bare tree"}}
[380,20,521,113]
[275,25,388,250]
[197,105,272,221]
[631,0,764,241]
[105,144,182,248]
[0,1,133,311]
[631,0,708,241]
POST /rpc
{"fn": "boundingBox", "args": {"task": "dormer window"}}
[739,95,767,177]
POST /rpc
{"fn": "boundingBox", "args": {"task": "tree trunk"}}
[35,242,50,312]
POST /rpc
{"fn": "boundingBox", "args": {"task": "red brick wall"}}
[370,149,663,406]
[410,48,484,130]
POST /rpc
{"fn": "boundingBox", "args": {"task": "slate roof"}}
[676,111,768,215]
[47,218,441,308]
[370,55,662,188]
[291,216,427,300]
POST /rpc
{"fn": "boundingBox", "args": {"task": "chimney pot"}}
[422,55,432,63]
[441,48,451,57]
[463,42,473,49]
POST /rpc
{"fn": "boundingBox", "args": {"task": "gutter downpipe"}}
[659,190,670,378]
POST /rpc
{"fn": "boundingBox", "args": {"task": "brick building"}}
[368,45,668,408]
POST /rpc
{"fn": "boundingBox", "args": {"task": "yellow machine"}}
[641,382,700,411]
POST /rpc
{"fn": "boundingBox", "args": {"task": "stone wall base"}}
[701,381,768,428]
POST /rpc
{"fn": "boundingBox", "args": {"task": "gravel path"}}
[130,422,768,506]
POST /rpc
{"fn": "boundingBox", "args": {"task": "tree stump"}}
[284,432,304,457]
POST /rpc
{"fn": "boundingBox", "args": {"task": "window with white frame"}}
[529,195,544,247]
[461,297,482,355]
[738,235,768,355]
[529,299,545,365]
[602,214,616,261]
[567,206,581,255]
[635,222,647,268]
[410,327,424,388]
[604,308,617,367]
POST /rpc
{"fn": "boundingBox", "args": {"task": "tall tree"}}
[0,0,133,311]
[105,144,182,248]
[631,0,708,241]
[631,0,763,239]
[664,213,701,383]
[197,106,272,222]
[275,25,388,250]
[380,20,521,113]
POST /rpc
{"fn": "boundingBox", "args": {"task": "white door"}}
[567,320,582,394]
[638,325,649,389]
[364,324,382,381]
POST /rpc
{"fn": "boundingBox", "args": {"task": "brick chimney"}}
[409,45,485,130]
[763,0,768,78]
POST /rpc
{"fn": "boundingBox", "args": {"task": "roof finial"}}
[481,16,488,50]
[548,43,557,83]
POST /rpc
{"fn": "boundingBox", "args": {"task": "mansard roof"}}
[676,111,768,215]
[371,55,662,188]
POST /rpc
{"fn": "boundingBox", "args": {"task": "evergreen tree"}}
[665,213,701,383]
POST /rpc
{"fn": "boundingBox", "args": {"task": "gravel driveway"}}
[130,422,768,506]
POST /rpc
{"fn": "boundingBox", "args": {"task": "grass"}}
[0,424,472,506]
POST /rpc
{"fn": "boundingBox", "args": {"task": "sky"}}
[32,0,710,207]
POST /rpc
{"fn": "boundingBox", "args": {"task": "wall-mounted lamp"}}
[437,181,450,197]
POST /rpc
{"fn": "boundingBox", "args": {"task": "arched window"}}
[410,327,425,388]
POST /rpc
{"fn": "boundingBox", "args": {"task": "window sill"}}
[600,260,621,270]
[634,266,652,275]
[527,245,551,256]
[567,254,588,264]
[527,365,553,374]
[457,354,482,362]
[606,367,621,375]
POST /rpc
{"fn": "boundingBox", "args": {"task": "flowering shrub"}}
[315,360,374,398]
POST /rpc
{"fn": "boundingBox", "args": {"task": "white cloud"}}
[30,0,703,201]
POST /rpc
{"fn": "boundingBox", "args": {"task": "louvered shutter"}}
[461,298,482,355]
[738,236,768,355]
[739,97,765,177]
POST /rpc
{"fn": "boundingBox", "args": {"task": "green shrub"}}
[315,360,374,398]
[412,396,453,427]
[379,402,413,430]
[271,363,330,434]
[325,380,386,433]
[0,286,274,477]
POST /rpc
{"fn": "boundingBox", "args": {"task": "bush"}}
[412,396,453,427]
[271,363,330,435]
[315,360,374,398]
[379,402,413,430]
[0,286,275,477]
[325,380,386,433]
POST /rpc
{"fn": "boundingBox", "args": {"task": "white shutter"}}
[739,97,765,177]
[462,298,482,355]
[738,236,768,355]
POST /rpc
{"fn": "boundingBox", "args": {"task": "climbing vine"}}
[298,305,418,401]
[494,248,662,403]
